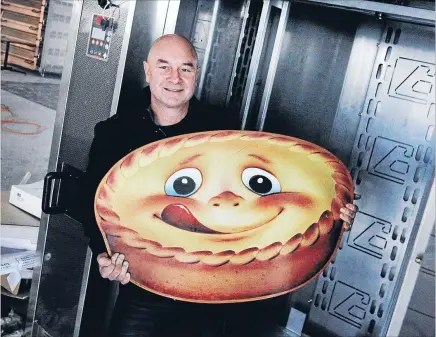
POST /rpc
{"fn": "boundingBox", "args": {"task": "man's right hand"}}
[97,252,131,285]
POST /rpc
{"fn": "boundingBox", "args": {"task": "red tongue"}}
[161,204,221,234]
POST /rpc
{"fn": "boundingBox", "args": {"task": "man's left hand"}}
[340,203,358,231]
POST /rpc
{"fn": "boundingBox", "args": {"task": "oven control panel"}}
[86,14,113,61]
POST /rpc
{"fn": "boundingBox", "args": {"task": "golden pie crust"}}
[94,130,354,303]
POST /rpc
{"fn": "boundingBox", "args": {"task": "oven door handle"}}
[42,162,86,222]
[42,171,76,214]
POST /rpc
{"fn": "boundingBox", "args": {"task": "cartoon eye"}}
[165,168,202,197]
[242,168,281,196]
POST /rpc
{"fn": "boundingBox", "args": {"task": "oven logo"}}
[367,137,414,185]
[347,212,392,259]
[328,281,371,329]
[388,58,435,104]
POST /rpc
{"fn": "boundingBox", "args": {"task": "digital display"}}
[91,27,105,41]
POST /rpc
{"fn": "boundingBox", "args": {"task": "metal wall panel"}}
[196,1,247,107]
[191,0,215,68]
[174,0,198,40]
[328,20,384,166]
[306,21,435,337]
[245,4,282,131]
[190,0,220,99]
[227,0,263,116]
[261,3,359,149]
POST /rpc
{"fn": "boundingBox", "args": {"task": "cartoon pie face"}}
[95,131,354,303]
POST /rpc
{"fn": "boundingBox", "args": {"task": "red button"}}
[96,16,102,25]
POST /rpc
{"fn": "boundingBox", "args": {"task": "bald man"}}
[83,34,242,337]
[144,34,199,125]
[84,34,357,336]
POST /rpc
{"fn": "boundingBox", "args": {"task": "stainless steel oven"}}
[25,1,435,336]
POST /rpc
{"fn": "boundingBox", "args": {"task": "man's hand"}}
[340,194,360,231]
[97,252,131,285]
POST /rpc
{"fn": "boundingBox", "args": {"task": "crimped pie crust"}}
[94,130,354,302]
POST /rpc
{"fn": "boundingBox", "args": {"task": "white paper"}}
[1,261,14,276]
[17,254,37,269]
[19,269,33,279]
[1,238,36,251]
[0,251,40,275]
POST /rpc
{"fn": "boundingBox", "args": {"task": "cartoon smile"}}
[156,203,285,234]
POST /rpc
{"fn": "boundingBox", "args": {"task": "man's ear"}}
[143,61,150,83]
[195,66,201,80]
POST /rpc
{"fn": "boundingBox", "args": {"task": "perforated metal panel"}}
[27,1,132,336]
[307,21,435,337]
[57,2,130,168]
[191,0,215,68]
[227,1,262,113]
[200,1,247,107]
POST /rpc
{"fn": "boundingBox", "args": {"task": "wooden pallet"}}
[1,0,47,70]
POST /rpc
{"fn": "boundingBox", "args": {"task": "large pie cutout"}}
[94,130,354,303]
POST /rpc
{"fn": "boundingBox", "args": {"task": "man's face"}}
[144,38,199,109]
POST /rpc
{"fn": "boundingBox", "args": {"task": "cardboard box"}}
[8,180,44,219]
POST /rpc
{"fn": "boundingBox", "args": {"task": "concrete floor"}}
[1,70,60,192]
